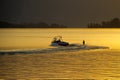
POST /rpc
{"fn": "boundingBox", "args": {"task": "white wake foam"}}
[0,44,109,54]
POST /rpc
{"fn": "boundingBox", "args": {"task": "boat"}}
[51,36,69,46]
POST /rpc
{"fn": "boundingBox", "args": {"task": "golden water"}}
[0,50,120,80]
[0,28,120,80]
[0,28,120,50]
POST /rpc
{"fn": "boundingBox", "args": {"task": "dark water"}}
[0,50,120,80]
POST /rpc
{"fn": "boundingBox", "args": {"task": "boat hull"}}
[51,42,69,46]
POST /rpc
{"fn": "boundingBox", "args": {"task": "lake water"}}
[0,28,120,80]
[0,28,120,50]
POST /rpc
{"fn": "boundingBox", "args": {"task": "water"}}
[0,28,120,80]
[0,28,120,50]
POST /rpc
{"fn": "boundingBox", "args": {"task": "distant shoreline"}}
[0,21,67,28]
[1,18,120,28]
[88,18,120,28]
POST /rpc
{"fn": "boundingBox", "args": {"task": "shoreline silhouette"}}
[0,18,120,28]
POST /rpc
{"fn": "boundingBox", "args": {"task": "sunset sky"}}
[1,0,120,27]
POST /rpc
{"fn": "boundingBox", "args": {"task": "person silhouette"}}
[83,40,85,45]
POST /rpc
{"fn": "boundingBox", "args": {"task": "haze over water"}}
[0,28,120,80]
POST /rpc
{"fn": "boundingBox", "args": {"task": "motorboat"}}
[51,36,69,46]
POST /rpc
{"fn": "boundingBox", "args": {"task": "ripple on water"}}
[0,50,120,80]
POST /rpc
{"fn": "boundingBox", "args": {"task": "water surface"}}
[0,28,120,50]
[0,28,120,80]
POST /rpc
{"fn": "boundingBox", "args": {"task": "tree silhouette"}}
[0,21,67,28]
[0,21,14,28]
[88,18,120,28]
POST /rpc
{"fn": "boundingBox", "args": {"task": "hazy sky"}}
[1,0,120,27]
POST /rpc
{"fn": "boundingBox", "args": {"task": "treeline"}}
[0,21,67,28]
[88,18,120,28]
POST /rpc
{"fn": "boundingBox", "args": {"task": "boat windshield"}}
[52,36,63,42]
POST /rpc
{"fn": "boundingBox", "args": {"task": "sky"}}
[0,0,120,27]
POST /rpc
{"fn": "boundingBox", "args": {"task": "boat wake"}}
[0,44,109,55]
